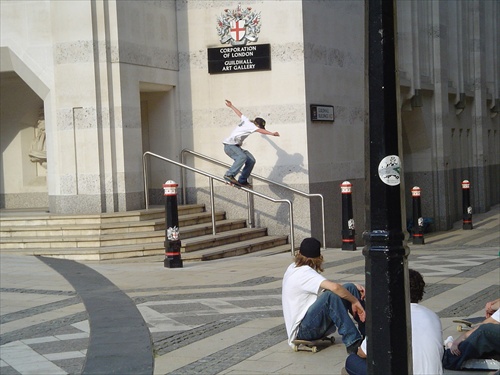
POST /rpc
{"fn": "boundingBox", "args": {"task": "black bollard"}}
[163,180,183,268]
[411,186,425,244]
[341,181,356,250]
[462,180,473,230]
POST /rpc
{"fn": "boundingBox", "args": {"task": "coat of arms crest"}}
[216,4,261,46]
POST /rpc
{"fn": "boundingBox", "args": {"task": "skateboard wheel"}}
[312,346,318,353]
[457,326,463,332]
[293,345,298,352]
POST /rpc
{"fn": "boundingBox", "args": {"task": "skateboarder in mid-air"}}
[222,100,279,188]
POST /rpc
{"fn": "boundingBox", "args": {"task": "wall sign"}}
[208,44,271,74]
[210,4,270,74]
[310,104,335,122]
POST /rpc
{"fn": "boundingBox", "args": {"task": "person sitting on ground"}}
[443,297,500,370]
[282,237,366,354]
[343,269,443,375]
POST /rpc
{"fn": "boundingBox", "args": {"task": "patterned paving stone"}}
[1,205,498,375]
[438,285,500,318]
[167,324,287,375]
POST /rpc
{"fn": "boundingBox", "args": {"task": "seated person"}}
[443,298,500,370]
[282,237,366,354]
[343,269,443,375]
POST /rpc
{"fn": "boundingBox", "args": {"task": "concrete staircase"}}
[0,205,290,261]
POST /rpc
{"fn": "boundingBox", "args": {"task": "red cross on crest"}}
[230,20,246,41]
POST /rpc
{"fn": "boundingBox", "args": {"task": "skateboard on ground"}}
[452,316,484,332]
[292,336,335,353]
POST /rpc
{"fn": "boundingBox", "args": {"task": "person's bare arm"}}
[320,280,366,322]
[449,327,474,356]
[356,338,367,358]
[357,346,367,358]
[354,284,366,300]
[255,128,279,137]
[225,100,242,117]
[485,298,500,318]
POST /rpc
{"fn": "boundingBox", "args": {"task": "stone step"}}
[178,218,246,238]
[0,219,247,249]
[181,227,269,253]
[0,205,289,261]
[0,237,291,261]
[181,237,290,261]
[0,211,227,238]
[0,242,166,261]
[0,204,205,226]
[179,211,226,227]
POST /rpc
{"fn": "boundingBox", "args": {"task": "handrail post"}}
[320,195,326,249]
[181,150,187,205]
[143,153,149,210]
[288,201,295,255]
[247,192,255,228]
[209,177,216,235]
[247,178,255,228]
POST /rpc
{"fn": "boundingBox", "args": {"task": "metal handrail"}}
[180,148,326,249]
[142,151,295,253]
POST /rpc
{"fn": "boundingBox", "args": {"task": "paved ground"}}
[1,205,499,375]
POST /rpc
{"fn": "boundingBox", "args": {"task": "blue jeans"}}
[345,354,367,375]
[443,323,500,370]
[297,283,365,348]
[223,144,256,184]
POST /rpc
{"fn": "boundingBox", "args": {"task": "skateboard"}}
[224,180,242,188]
[223,178,252,189]
[452,316,484,332]
[292,336,335,353]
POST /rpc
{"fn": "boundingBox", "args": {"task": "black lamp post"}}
[363,0,411,373]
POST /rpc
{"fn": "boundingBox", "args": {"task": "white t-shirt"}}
[223,115,258,146]
[360,303,443,375]
[282,263,326,347]
[492,309,500,322]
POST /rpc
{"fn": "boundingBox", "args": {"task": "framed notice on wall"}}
[310,104,335,122]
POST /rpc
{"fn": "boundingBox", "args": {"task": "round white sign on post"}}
[378,155,401,186]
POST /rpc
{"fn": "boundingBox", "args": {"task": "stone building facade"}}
[1,0,498,247]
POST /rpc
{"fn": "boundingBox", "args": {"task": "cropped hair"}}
[409,268,425,303]
[294,252,324,273]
